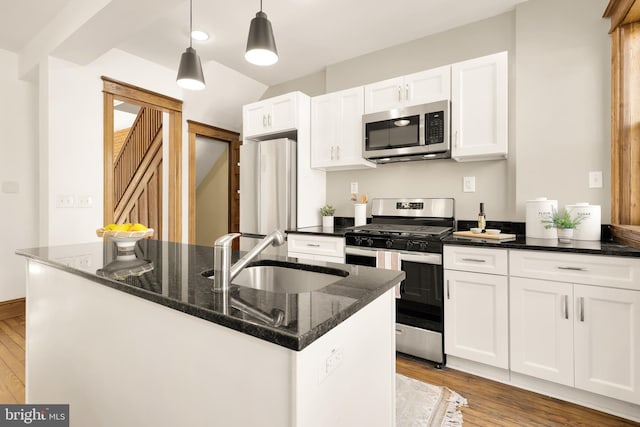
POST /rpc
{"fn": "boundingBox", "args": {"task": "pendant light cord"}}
[189,0,193,48]
[260,0,263,12]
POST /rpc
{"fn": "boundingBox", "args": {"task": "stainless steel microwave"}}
[362,100,450,163]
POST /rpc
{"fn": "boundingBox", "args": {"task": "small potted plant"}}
[541,207,583,243]
[320,204,335,228]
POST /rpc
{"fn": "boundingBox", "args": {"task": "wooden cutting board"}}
[453,231,516,240]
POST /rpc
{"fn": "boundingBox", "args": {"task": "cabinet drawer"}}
[510,250,640,291]
[444,246,508,275]
[287,234,345,259]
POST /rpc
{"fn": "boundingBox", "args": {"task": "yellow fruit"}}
[131,223,148,231]
[104,223,117,231]
[113,224,130,232]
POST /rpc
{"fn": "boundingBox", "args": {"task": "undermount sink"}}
[204,260,349,294]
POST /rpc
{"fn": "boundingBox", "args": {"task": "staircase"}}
[113,107,163,237]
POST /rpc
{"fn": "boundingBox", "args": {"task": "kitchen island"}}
[16,239,404,427]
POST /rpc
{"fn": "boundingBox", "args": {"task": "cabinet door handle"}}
[398,86,402,102]
[562,295,569,319]
[262,115,267,127]
[558,266,586,272]
[306,243,321,248]
[454,131,458,148]
[336,146,340,160]
[461,258,486,263]
[268,114,272,126]
[578,297,584,322]
[446,280,450,300]
[330,146,335,160]
[405,84,409,101]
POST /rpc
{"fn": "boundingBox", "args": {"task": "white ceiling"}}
[1,0,528,86]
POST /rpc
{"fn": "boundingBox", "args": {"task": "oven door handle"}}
[345,247,378,257]
[397,252,442,265]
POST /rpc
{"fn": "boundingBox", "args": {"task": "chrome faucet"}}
[213,230,286,293]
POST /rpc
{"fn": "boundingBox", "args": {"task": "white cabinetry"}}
[364,66,450,114]
[443,246,509,369]
[451,51,508,161]
[311,87,375,170]
[242,92,326,228]
[243,92,301,139]
[510,250,640,405]
[288,233,345,263]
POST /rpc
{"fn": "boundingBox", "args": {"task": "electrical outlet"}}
[56,195,75,208]
[76,255,92,268]
[319,346,344,383]
[463,176,476,193]
[350,182,358,194]
[589,171,603,189]
[76,195,93,208]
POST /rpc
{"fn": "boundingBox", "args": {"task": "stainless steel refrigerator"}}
[239,138,297,239]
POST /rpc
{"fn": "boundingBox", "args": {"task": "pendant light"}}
[176,0,205,90]
[245,0,278,66]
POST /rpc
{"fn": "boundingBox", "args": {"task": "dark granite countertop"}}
[16,240,404,351]
[443,234,640,257]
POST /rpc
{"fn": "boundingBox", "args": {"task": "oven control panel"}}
[345,234,442,254]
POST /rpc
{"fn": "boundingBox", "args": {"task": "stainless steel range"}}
[344,198,455,366]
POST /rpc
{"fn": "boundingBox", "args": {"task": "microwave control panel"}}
[425,111,445,145]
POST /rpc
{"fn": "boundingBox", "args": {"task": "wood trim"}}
[103,92,115,226]
[0,298,25,321]
[611,224,640,248]
[169,112,182,243]
[103,78,183,242]
[101,77,182,112]
[187,120,240,246]
[606,4,640,244]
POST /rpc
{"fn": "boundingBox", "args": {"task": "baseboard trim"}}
[0,298,25,321]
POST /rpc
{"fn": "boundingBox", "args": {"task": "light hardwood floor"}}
[3,314,637,426]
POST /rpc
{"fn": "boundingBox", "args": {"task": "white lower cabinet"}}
[509,250,640,406]
[510,277,574,386]
[574,284,640,404]
[287,233,345,264]
[444,246,509,369]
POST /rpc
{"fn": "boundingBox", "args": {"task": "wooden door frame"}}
[187,120,240,245]
[102,76,183,242]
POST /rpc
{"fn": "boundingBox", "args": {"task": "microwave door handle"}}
[405,84,409,101]
[397,86,401,102]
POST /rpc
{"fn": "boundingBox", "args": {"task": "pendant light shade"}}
[176,0,205,90]
[177,47,205,90]
[245,2,278,66]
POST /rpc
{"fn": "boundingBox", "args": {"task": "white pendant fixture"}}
[245,0,278,66]
[176,0,206,90]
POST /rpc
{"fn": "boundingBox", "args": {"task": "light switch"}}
[56,195,75,208]
[463,176,476,193]
[77,195,93,208]
[589,171,603,189]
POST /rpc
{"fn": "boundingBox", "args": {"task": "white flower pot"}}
[322,215,334,228]
[557,228,574,243]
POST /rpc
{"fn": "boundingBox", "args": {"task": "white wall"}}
[515,0,610,221]
[263,0,611,222]
[0,49,39,300]
[42,49,267,247]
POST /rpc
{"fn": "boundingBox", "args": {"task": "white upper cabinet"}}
[451,51,508,161]
[311,87,375,170]
[364,66,451,114]
[243,92,301,138]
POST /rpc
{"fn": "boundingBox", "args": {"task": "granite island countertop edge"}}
[16,244,403,351]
